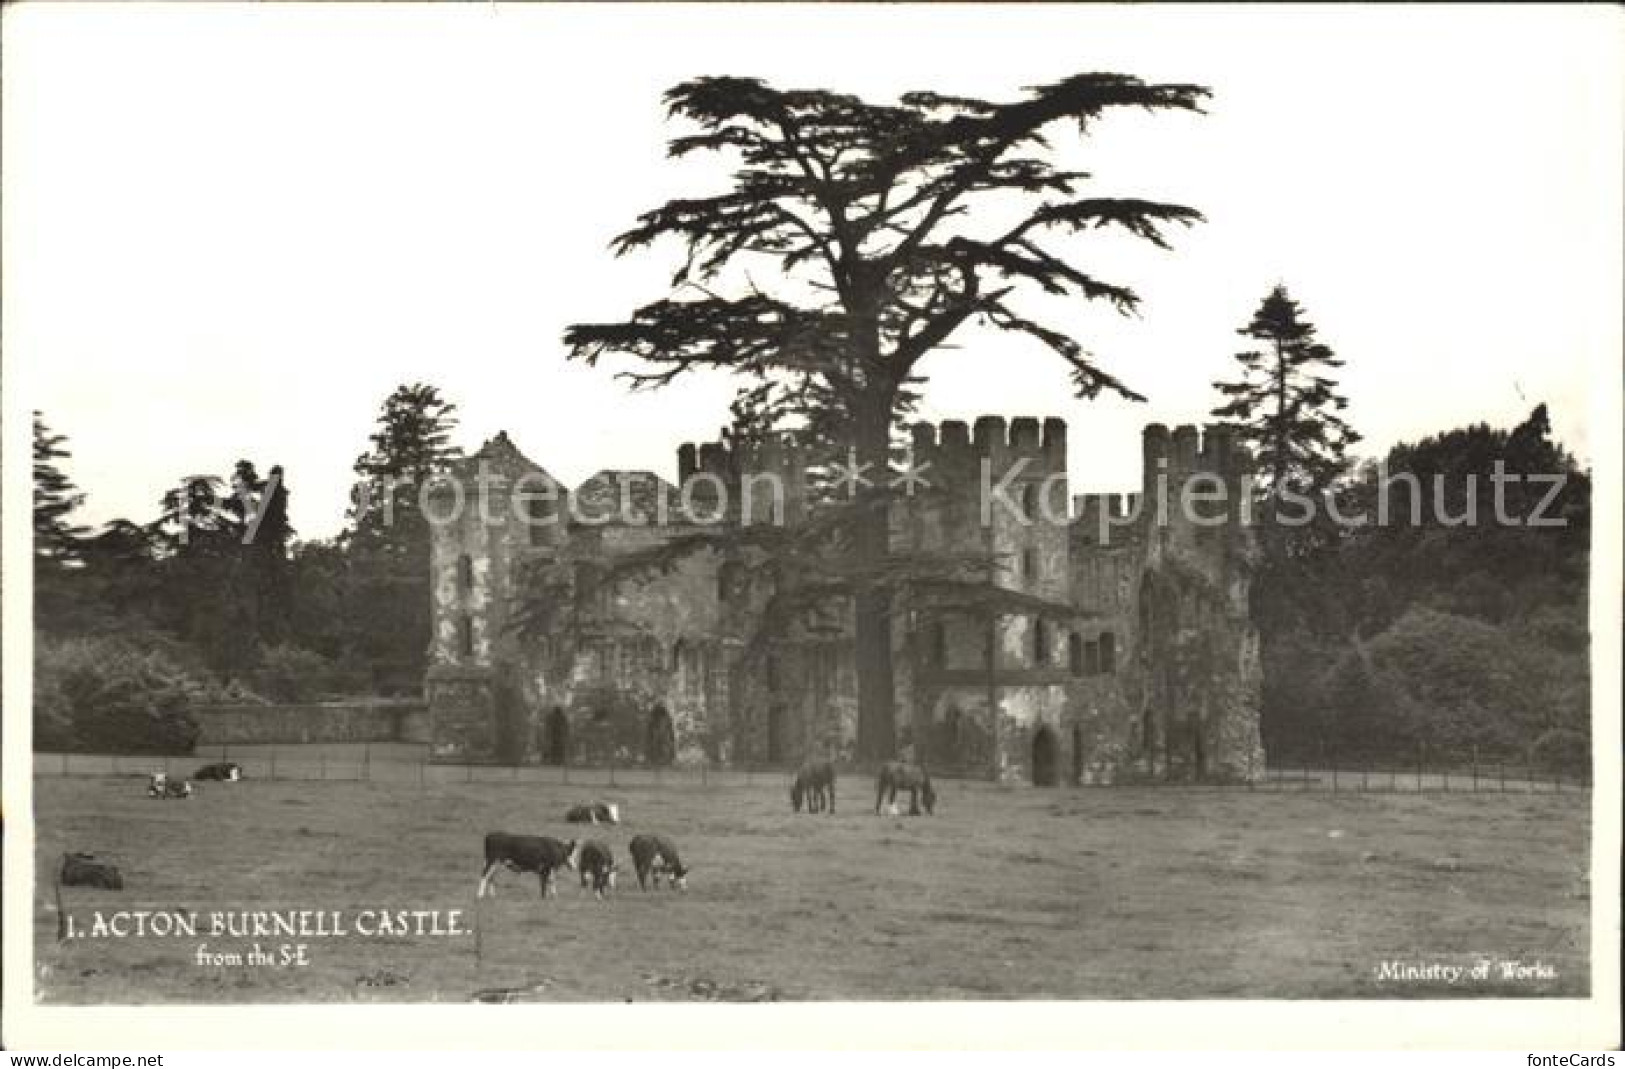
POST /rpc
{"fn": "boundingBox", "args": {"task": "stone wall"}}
[194,701,427,746]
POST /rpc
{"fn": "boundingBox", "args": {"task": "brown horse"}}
[874,761,936,816]
[790,760,836,814]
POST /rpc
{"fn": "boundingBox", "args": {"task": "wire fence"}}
[32,741,1591,794]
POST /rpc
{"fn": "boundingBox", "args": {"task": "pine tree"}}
[345,383,462,691]
[1211,285,1359,499]
[348,383,461,556]
[33,412,87,565]
[565,74,1208,759]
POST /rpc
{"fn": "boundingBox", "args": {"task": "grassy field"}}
[32,775,1590,1003]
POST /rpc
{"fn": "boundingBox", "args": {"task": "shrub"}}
[250,644,341,703]
[34,636,201,754]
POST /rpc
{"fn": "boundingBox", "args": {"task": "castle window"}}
[457,554,473,594]
[1099,632,1117,674]
[1068,632,1084,675]
[1033,617,1050,666]
[1084,639,1101,676]
[457,614,474,659]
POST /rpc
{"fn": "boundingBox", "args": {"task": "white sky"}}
[4,3,1620,540]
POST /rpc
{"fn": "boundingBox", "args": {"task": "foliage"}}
[1212,286,1359,499]
[564,74,1208,758]
[1315,608,1586,767]
[34,635,203,754]
[33,412,87,564]
[343,383,463,690]
[248,643,362,704]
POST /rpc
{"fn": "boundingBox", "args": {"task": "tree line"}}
[32,72,1592,771]
[33,384,461,752]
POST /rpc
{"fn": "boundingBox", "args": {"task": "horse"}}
[790,760,836,814]
[874,760,936,816]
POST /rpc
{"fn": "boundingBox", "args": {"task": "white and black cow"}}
[564,801,620,825]
[577,840,618,899]
[59,851,124,890]
[628,833,688,892]
[477,833,579,898]
[147,773,192,799]
[195,761,243,782]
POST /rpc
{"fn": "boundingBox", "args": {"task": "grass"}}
[32,776,1590,1003]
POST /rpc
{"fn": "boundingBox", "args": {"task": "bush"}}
[249,644,344,703]
[1317,608,1587,762]
[35,636,201,754]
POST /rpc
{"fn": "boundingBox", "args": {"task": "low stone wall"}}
[194,701,427,746]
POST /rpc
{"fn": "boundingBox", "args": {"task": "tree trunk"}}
[852,408,896,763]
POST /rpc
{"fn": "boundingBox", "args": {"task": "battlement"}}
[1071,492,1145,547]
[1142,423,1251,477]
[677,433,806,484]
[910,415,1067,473]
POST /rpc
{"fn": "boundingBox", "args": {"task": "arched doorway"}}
[1032,726,1059,787]
[542,707,569,766]
[647,705,676,766]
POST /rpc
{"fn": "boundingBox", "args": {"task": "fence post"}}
[1360,757,1368,793]
[1327,742,1337,792]
[1471,746,1479,793]
[1499,760,1506,793]
[365,743,372,783]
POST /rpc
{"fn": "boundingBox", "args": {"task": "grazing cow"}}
[477,833,579,898]
[147,773,192,799]
[874,761,936,816]
[564,801,620,825]
[59,852,124,890]
[790,760,836,815]
[577,840,618,899]
[195,761,243,782]
[628,834,688,892]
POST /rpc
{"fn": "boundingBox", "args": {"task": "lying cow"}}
[195,761,243,782]
[477,833,579,898]
[628,833,688,892]
[59,851,123,890]
[564,801,620,825]
[577,840,618,899]
[147,773,192,799]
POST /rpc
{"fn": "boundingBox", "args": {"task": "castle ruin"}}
[424,418,1265,784]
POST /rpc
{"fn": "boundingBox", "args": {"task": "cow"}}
[564,801,620,825]
[59,852,124,890]
[874,761,936,816]
[195,761,243,782]
[628,833,688,892]
[577,840,618,899]
[790,760,836,815]
[477,833,579,898]
[147,773,192,799]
